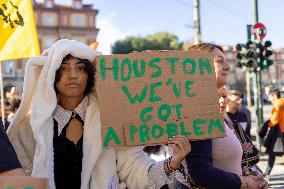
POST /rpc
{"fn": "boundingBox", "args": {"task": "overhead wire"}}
[160,0,193,30]
[204,0,283,40]
[204,0,251,22]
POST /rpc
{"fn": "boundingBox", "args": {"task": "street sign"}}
[251,23,266,41]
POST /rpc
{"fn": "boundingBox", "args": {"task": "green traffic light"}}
[263,59,273,69]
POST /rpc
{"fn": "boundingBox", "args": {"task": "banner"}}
[0,0,40,61]
[95,50,226,148]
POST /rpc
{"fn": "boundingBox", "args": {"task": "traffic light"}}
[235,40,273,71]
[262,41,273,69]
[236,44,244,68]
[235,41,257,70]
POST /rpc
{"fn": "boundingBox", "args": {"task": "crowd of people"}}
[1,39,283,189]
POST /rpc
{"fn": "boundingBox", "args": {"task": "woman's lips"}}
[66,83,79,87]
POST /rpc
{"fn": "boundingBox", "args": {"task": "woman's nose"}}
[68,66,78,78]
[223,60,230,71]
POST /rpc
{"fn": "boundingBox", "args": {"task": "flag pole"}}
[0,62,5,129]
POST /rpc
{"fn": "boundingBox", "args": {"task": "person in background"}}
[7,98,21,123]
[185,43,267,189]
[239,93,252,138]
[259,88,284,177]
[0,99,11,131]
[226,90,251,139]
[263,86,271,104]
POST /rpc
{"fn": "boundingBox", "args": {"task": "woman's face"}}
[55,57,88,99]
[218,87,227,114]
[212,48,230,88]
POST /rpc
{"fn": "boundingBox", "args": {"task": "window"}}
[281,64,284,80]
[42,13,57,26]
[2,60,15,77]
[74,1,82,9]
[45,1,54,8]
[42,36,57,49]
[71,14,86,27]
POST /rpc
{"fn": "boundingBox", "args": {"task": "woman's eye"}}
[216,57,226,64]
[215,58,223,63]
[60,66,67,71]
[78,66,86,71]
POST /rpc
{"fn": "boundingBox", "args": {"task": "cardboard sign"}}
[95,50,226,148]
[0,177,48,189]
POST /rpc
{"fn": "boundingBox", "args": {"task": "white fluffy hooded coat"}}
[7,39,166,189]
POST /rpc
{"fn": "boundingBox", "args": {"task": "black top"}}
[0,123,22,173]
[1,118,10,131]
[185,140,241,189]
[53,113,84,189]
[227,110,251,139]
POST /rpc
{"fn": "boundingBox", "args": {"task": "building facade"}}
[2,0,99,95]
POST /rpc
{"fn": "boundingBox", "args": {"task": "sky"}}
[52,0,284,54]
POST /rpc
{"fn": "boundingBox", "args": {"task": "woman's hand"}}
[168,135,191,170]
[253,174,268,189]
[242,167,268,189]
[241,175,258,189]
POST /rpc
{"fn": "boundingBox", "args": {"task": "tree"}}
[111,32,183,54]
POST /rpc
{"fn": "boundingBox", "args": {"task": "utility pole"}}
[193,0,201,44]
[252,0,264,149]
[246,25,252,109]
[254,0,259,23]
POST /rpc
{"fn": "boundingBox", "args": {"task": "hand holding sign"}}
[168,135,191,170]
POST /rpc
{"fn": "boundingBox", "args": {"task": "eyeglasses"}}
[230,98,242,103]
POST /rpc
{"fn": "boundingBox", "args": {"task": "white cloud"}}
[96,14,128,55]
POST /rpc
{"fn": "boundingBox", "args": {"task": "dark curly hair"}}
[269,87,281,98]
[54,54,95,95]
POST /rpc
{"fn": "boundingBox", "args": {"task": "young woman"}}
[8,39,190,189]
[185,43,268,189]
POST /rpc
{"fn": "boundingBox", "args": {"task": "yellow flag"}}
[0,0,40,61]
